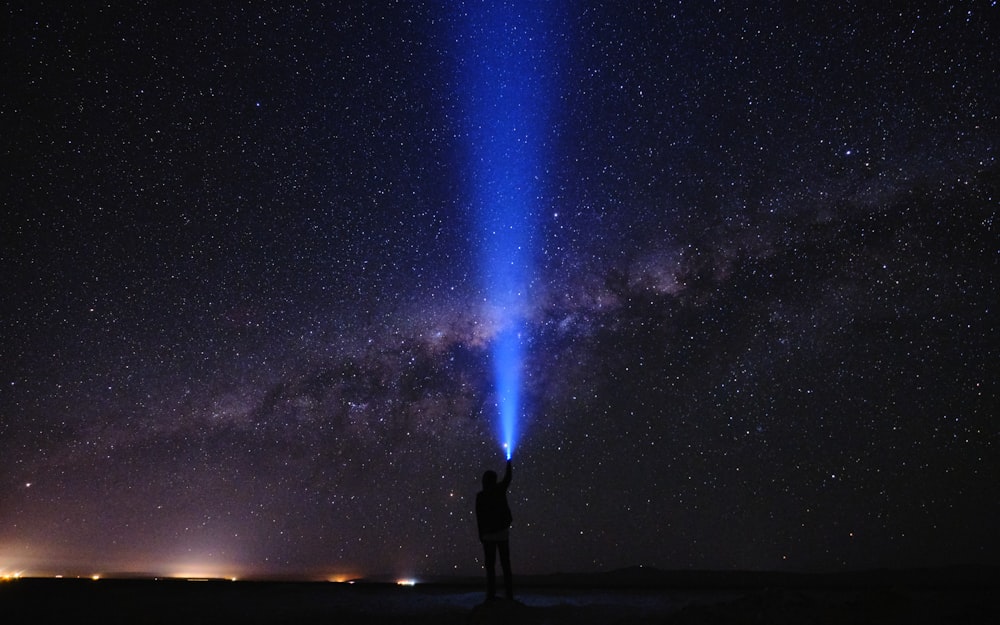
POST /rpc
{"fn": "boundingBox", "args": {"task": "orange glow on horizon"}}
[326,573,362,583]
[170,571,239,581]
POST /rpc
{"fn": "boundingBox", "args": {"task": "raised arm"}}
[499,458,512,490]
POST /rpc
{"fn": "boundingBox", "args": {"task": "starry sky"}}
[2,1,997,579]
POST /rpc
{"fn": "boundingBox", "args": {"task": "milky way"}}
[1,2,997,578]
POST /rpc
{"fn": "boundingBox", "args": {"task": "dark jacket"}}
[476,461,512,539]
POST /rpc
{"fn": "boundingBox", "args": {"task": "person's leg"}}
[482,541,497,599]
[498,540,513,599]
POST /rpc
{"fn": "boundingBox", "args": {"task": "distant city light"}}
[169,564,241,581]
[396,578,417,586]
[327,574,359,583]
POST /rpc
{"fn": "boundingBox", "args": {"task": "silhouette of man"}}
[476,457,513,600]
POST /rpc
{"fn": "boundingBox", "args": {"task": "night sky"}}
[2,1,997,580]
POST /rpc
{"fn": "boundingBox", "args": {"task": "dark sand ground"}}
[2,568,996,624]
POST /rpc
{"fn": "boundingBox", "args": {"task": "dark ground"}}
[1,568,997,624]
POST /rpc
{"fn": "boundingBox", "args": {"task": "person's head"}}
[482,470,497,489]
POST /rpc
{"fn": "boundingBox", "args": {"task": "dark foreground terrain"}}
[2,567,996,624]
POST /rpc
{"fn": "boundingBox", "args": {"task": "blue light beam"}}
[454,2,561,459]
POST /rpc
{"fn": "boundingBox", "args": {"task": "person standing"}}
[475,457,513,600]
